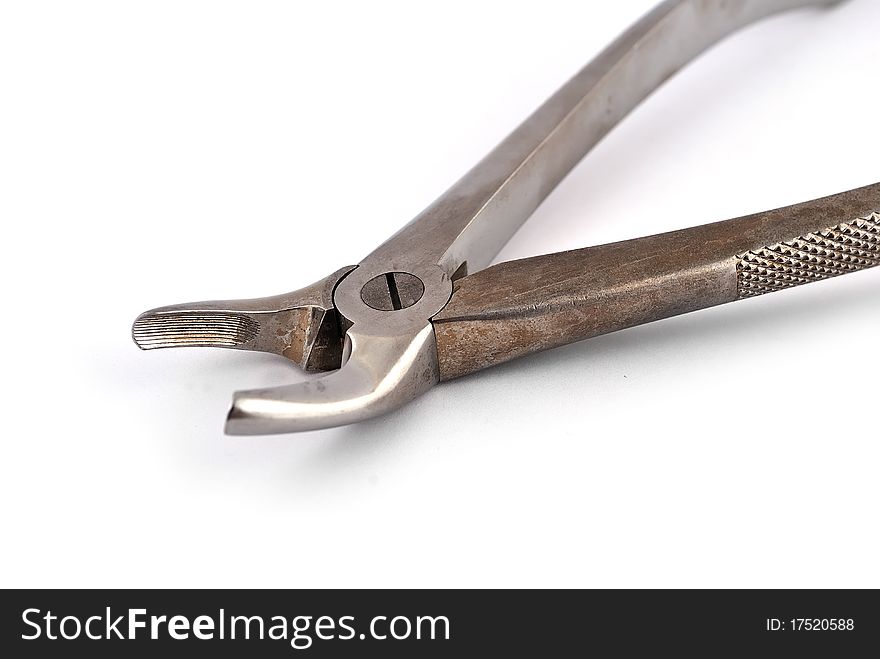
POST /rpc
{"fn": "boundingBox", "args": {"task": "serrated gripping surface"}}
[736,213,880,298]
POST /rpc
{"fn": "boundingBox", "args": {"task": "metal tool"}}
[133,0,877,435]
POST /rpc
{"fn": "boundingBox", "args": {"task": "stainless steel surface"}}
[434,184,880,379]
[227,326,438,434]
[133,0,859,434]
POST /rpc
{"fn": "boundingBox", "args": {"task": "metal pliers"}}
[133,0,878,434]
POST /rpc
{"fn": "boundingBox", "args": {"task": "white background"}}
[1,0,878,588]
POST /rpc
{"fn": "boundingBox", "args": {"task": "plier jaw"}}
[134,266,355,373]
[134,260,454,434]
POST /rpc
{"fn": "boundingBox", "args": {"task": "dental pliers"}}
[133,0,878,434]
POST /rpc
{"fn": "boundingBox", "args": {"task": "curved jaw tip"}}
[130,266,357,367]
[131,308,262,351]
[223,390,337,436]
[224,394,261,436]
[223,326,440,436]
[224,401,256,436]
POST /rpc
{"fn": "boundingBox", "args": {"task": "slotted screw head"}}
[360,272,425,311]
